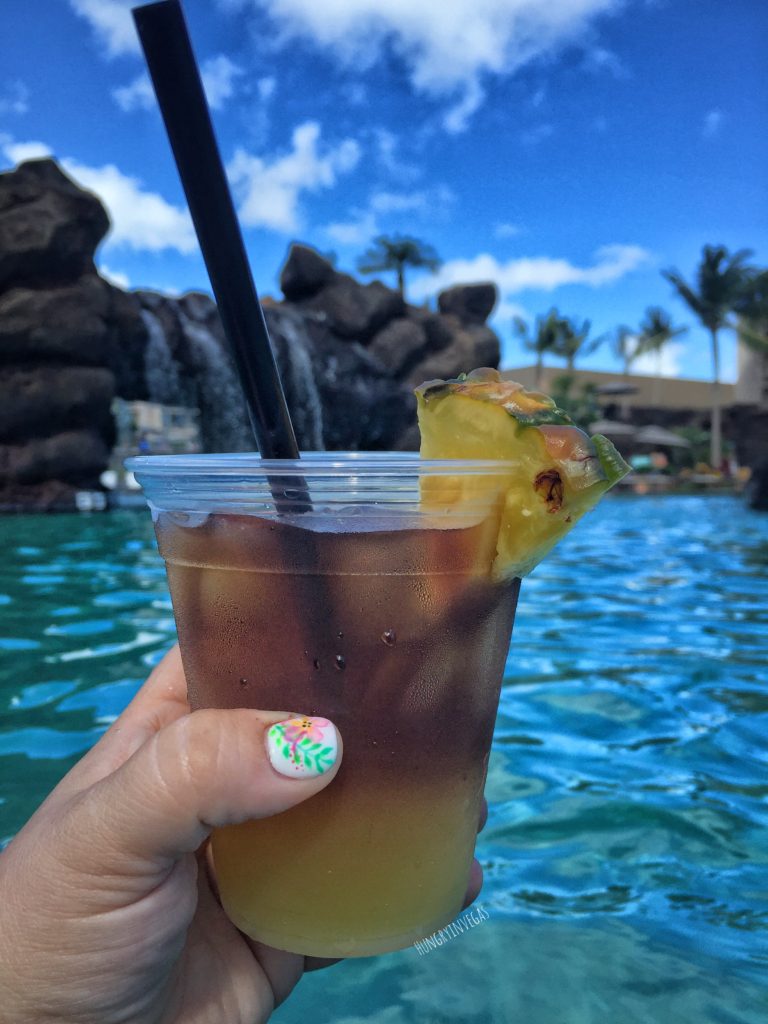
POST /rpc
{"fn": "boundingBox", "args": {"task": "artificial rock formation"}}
[0,160,145,511]
[0,160,502,510]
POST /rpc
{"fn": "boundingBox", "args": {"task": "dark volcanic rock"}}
[437,282,497,325]
[0,159,109,291]
[0,169,503,508]
[368,318,429,378]
[405,321,500,387]
[0,430,109,485]
[0,160,121,507]
[105,283,149,401]
[302,273,405,342]
[467,324,502,368]
[745,459,768,511]
[279,244,335,301]
[0,365,115,443]
[0,276,113,366]
[420,311,456,354]
[265,306,414,451]
[0,479,85,513]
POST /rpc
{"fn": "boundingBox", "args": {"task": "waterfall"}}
[142,308,182,404]
[138,294,327,454]
[177,308,253,452]
[279,313,324,451]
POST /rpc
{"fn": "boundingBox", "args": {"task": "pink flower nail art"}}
[267,716,338,778]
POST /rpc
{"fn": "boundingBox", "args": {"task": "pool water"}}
[1,496,766,1023]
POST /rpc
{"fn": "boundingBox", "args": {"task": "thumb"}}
[68,709,341,874]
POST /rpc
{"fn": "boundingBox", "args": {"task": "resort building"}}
[501,366,735,415]
[112,399,202,456]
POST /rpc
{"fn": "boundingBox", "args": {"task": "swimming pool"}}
[1,495,766,1022]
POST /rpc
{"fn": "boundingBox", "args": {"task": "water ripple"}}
[0,497,766,1022]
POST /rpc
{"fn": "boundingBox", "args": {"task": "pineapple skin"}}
[416,369,631,578]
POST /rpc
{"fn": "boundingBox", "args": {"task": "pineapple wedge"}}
[416,368,630,578]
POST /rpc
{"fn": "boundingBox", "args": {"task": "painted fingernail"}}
[267,716,339,779]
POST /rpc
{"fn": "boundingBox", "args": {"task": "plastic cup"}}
[127,452,520,957]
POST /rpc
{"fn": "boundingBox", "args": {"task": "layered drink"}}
[150,456,518,957]
[130,370,630,957]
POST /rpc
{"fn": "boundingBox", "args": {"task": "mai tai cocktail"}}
[129,369,629,958]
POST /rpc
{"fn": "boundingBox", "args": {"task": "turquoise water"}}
[1,497,766,1023]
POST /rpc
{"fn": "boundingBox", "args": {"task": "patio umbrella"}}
[634,425,691,448]
[589,419,637,437]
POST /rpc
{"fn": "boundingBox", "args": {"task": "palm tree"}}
[636,306,688,375]
[551,315,605,371]
[612,324,639,375]
[512,308,562,387]
[662,245,755,467]
[734,269,768,353]
[634,306,687,407]
[357,235,442,299]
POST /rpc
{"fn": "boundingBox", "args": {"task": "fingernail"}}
[267,716,339,779]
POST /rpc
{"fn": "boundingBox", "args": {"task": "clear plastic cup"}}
[128,452,520,957]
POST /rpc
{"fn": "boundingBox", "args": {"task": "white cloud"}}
[98,263,131,289]
[521,123,554,146]
[633,341,684,378]
[372,127,419,181]
[257,76,276,102]
[343,81,368,106]
[227,121,361,233]
[113,73,155,112]
[410,244,650,301]
[495,297,529,323]
[324,185,454,247]
[114,56,245,113]
[201,55,245,109]
[702,108,723,138]
[325,209,378,246]
[62,159,197,253]
[1,132,197,254]
[228,0,624,129]
[494,222,522,239]
[69,0,140,58]
[442,79,485,134]
[531,85,546,108]
[369,191,426,214]
[0,80,30,116]
[1,138,53,164]
[582,46,628,78]
[371,186,453,214]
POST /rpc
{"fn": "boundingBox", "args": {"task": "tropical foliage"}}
[612,325,639,375]
[511,308,562,386]
[734,269,768,353]
[550,316,605,371]
[635,307,688,371]
[513,309,605,381]
[548,374,601,431]
[662,245,757,466]
[357,235,442,299]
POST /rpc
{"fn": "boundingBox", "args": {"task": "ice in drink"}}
[154,506,519,957]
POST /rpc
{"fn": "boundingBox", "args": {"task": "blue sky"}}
[1,0,766,382]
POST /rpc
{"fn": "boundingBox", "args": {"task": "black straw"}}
[132,0,299,463]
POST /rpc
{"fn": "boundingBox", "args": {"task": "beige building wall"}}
[736,341,768,406]
[501,366,735,412]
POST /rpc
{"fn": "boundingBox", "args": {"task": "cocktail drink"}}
[133,452,519,957]
[128,1,631,962]
[129,370,630,958]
